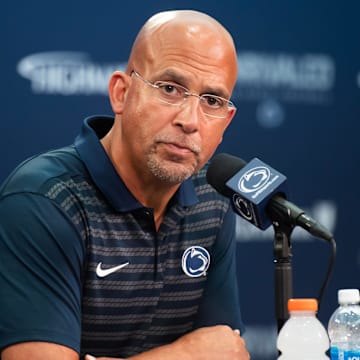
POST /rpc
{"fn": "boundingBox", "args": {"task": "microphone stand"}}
[272,220,294,333]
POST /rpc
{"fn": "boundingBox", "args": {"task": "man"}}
[0,9,249,360]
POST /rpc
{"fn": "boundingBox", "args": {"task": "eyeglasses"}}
[131,70,236,119]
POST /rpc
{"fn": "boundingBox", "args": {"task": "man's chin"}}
[148,158,195,184]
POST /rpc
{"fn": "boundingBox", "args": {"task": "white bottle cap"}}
[338,289,360,304]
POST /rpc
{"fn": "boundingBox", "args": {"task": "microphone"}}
[206,153,334,241]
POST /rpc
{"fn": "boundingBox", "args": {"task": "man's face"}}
[119,23,237,185]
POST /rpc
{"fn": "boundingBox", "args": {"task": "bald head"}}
[141,10,234,40]
[126,10,238,90]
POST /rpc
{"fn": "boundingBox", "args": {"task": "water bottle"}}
[328,288,360,360]
[277,298,329,359]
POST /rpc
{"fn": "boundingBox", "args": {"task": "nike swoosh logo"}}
[96,262,130,278]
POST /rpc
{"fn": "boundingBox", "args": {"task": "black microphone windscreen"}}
[206,153,247,196]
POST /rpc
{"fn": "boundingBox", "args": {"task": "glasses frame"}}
[131,70,236,119]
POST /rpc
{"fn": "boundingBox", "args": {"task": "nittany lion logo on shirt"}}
[182,246,210,277]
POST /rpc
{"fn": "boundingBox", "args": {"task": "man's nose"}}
[173,96,202,133]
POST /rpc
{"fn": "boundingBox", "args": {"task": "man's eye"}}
[157,83,182,97]
[162,84,176,94]
[204,96,223,107]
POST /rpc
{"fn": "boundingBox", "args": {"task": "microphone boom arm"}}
[272,218,294,332]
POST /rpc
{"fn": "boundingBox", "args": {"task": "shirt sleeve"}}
[194,207,245,333]
[0,192,85,353]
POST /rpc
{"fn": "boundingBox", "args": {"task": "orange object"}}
[288,298,318,312]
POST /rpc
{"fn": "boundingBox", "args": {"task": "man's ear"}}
[108,71,130,114]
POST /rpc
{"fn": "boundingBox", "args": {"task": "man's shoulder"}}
[0,146,86,197]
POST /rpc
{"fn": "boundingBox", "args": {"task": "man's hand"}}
[171,325,250,360]
[85,325,250,360]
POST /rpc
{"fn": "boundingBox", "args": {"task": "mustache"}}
[154,134,201,155]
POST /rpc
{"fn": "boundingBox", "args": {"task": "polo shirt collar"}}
[74,115,199,212]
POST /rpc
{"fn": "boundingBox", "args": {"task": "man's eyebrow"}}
[157,69,188,84]
[201,86,229,100]
[157,69,230,99]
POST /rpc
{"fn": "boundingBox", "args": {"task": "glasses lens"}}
[200,95,234,118]
[155,82,186,104]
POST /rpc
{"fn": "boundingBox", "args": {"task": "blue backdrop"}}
[3,1,360,358]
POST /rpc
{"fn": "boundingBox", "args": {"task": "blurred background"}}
[3,1,360,358]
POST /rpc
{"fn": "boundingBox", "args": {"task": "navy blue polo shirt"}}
[0,115,243,358]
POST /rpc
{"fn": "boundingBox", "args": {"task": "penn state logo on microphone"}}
[238,166,271,194]
[182,246,210,278]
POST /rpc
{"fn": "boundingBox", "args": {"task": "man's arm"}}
[2,326,249,360]
[2,342,79,360]
[0,194,85,355]
[84,326,249,360]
